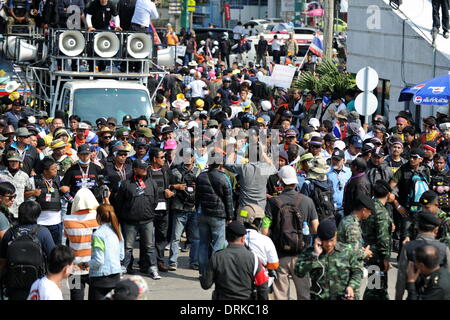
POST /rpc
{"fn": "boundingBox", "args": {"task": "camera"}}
[97,175,110,199]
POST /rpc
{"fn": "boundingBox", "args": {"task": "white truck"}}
[56,80,153,125]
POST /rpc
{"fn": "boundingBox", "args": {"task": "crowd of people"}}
[1,53,450,300]
[1,0,450,302]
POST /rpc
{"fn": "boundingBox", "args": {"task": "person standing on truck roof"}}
[117,0,137,31]
[130,0,159,32]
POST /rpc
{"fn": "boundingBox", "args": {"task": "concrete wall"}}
[347,0,449,125]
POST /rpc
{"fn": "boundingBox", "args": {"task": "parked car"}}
[193,27,233,43]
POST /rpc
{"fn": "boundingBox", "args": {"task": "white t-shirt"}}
[187,80,207,98]
[38,210,62,226]
[344,150,360,162]
[244,229,279,268]
[28,277,63,300]
[271,39,281,51]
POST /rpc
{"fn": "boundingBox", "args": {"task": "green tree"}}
[294,58,356,97]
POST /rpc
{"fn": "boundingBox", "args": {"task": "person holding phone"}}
[295,219,363,300]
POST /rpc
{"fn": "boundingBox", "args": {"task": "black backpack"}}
[5,225,46,291]
[310,181,335,222]
[273,194,305,254]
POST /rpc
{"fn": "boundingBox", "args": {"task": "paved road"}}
[61,247,404,300]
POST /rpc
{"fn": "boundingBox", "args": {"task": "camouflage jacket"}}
[361,199,393,262]
[337,214,364,255]
[56,155,76,178]
[295,243,364,300]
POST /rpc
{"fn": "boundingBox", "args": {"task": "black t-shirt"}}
[61,162,104,198]
[86,0,117,30]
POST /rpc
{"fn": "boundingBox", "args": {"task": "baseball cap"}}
[278,165,298,185]
[50,139,68,149]
[77,144,91,155]
[372,147,385,158]
[0,134,8,142]
[78,122,89,130]
[96,117,107,126]
[133,159,149,169]
[122,115,133,123]
[164,139,177,150]
[285,129,297,137]
[331,149,344,161]
[309,136,323,146]
[6,150,22,162]
[207,120,219,128]
[420,190,439,205]
[16,127,31,137]
[417,210,441,228]
[161,126,174,134]
[231,118,243,128]
[355,194,376,212]
[349,135,363,148]
[237,204,265,227]
[324,133,337,142]
[317,219,337,241]
[107,117,118,126]
[226,221,247,237]
[410,148,425,159]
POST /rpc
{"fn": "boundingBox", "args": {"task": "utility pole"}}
[323,0,334,60]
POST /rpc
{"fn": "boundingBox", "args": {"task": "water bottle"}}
[302,222,310,236]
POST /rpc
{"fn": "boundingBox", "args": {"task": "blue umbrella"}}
[411,73,450,105]
[398,81,426,102]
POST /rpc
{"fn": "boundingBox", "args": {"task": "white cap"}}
[189,69,196,75]
[200,40,206,45]
[5,81,20,93]
[176,58,183,65]
[187,121,199,130]
[278,165,298,185]
[334,140,346,151]
[27,116,36,124]
[260,100,272,111]
[213,40,219,45]
[78,122,89,130]
[309,118,320,129]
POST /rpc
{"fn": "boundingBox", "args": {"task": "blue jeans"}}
[169,211,199,266]
[43,222,63,245]
[198,214,227,276]
[121,221,157,271]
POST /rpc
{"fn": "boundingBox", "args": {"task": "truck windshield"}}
[73,88,152,125]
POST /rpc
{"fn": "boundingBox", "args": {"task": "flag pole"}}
[298,45,311,72]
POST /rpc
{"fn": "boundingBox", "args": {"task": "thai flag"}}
[333,123,342,139]
[309,36,323,57]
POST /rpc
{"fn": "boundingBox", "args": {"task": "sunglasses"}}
[156,155,166,159]
[119,136,128,140]
[410,155,422,160]
[108,123,116,126]
[310,145,321,149]
[103,136,112,139]
[139,124,148,127]
[117,153,128,157]
[4,194,16,199]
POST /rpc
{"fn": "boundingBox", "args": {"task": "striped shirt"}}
[63,209,99,275]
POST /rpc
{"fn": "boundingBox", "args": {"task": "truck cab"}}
[56,79,153,125]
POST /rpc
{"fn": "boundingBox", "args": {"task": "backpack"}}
[310,181,335,222]
[273,194,305,254]
[5,225,46,291]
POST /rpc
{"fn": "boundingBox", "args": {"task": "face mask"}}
[79,159,90,165]
[149,123,156,129]
[209,128,218,136]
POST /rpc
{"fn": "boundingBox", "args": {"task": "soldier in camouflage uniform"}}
[296,219,364,300]
[49,139,76,178]
[337,194,375,260]
[361,180,394,300]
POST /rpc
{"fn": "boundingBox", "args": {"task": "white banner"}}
[271,64,296,89]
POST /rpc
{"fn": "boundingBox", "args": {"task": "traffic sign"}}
[356,66,379,91]
[355,92,378,116]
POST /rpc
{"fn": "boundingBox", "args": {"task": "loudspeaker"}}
[126,33,152,59]
[2,36,38,61]
[157,47,175,68]
[59,30,86,57]
[94,32,120,58]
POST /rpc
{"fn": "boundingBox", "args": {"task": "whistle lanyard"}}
[115,165,126,181]
[43,177,54,193]
[79,164,90,180]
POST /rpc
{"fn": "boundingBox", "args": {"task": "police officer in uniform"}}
[395,210,450,300]
[407,244,450,300]
[199,221,269,300]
